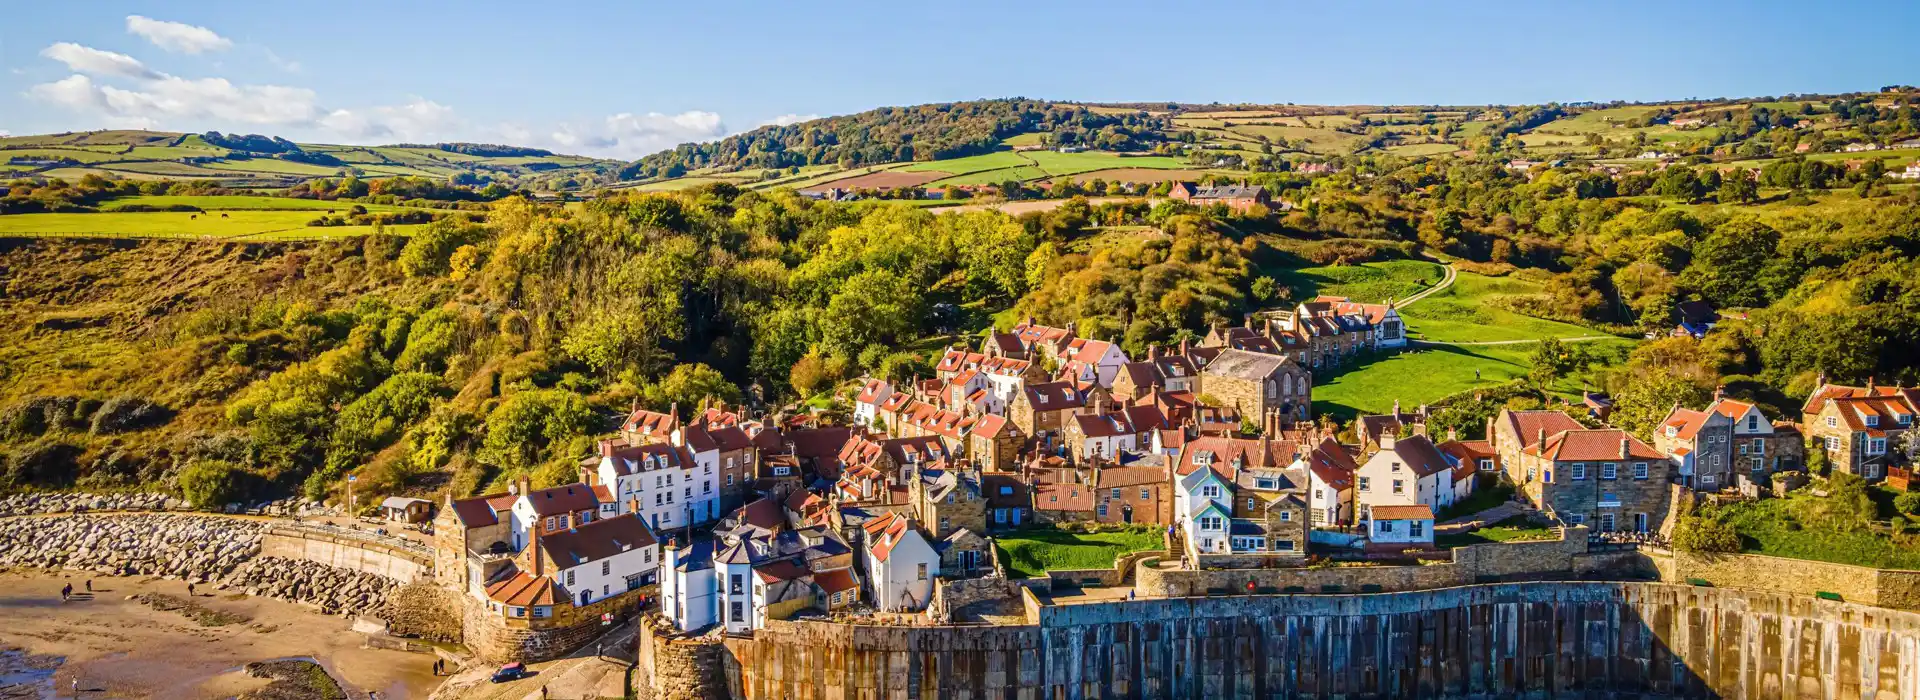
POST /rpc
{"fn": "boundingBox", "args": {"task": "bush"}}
[0,439,82,489]
[179,459,245,509]
[1898,492,1920,517]
[1672,514,1741,553]
[90,395,172,435]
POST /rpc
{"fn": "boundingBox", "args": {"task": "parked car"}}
[490,662,527,683]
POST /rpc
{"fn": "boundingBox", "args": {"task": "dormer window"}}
[1903,415,1913,426]
[1867,415,1880,427]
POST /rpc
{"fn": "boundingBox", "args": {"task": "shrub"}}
[179,459,245,509]
[90,395,172,435]
[1899,492,1920,517]
[0,439,81,489]
[1672,514,1741,553]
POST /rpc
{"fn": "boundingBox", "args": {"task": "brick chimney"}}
[1620,436,1630,460]
[529,527,546,577]
[1713,385,1725,401]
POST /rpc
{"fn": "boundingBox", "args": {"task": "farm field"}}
[1024,151,1187,175]
[99,195,420,212]
[902,151,1030,175]
[994,526,1163,579]
[0,210,424,240]
[1384,142,1459,157]
[1063,168,1197,184]
[1399,270,1612,343]
[1271,259,1445,303]
[809,170,950,190]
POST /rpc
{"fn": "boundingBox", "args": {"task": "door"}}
[1634,513,1649,533]
[1122,504,1134,524]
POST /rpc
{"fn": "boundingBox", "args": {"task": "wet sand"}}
[0,570,441,699]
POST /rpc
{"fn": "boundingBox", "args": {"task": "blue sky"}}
[3,1,1915,158]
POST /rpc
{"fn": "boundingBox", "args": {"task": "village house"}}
[1354,402,1429,456]
[590,439,712,534]
[907,463,988,540]
[445,500,661,651]
[1109,346,1201,401]
[1168,182,1271,211]
[964,413,1024,473]
[1298,436,1357,527]
[1802,380,1919,480]
[1353,432,1457,520]
[1091,464,1173,525]
[1365,504,1435,550]
[1196,348,1313,429]
[1007,381,1095,444]
[1009,318,1077,359]
[690,497,859,634]
[1063,403,1167,462]
[508,479,602,550]
[1493,409,1670,532]
[1227,465,1311,557]
[981,472,1032,529]
[1436,436,1498,505]
[1653,391,1800,492]
[860,511,940,612]
[1056,337,1131,389]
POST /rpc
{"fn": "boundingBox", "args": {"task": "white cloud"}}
[759,114,820,128]
[262,48,302,73]
[541,111,727,159]
[126,15,232,54]
[0,129,11,138]
[41,43,161,80]
[319,99,461,141]
[29,72,320,127]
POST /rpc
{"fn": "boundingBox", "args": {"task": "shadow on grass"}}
[1311,344,1526,422]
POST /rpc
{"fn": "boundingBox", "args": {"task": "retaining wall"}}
[261,525,431,583]
[1647,547,1920,610]
[671,582,1920,699]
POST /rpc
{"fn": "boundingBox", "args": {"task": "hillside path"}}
[1392,259,1456,309]
[1410,335,1615,347]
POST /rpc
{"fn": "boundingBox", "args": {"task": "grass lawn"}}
[1270,259,1443,304]
[1021,151,1189,176]
[1717,495,1920,570]
[1384,142,1459,157]
[1399,270,1611,343]
[0,210,423,239]
[994,527,1163,579]
[199,158,349,176]
[1435,516,1557,548]
[1437,481,1515,521]
[1311,339,1636,420]
[100,195,418,212]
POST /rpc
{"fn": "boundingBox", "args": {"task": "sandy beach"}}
[0,570,442,699]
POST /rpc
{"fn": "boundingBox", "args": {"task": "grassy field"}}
[99,195,418,212]
[994,526,1163,579]
[1022,151,1188,175]
[902,151,1031,175]
[1384,142,1460,157]
[1002,133,1045,147]
[3,129,614,184]
[0,210,424,239]
[1312,338,1636,419]
[1271,259,1444,303]
[1716,495,1920,570]
[1399,271,1608,343]
[1435,516,1558,548]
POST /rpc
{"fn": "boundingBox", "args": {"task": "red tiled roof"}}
[523,484,599,517]
[1034,483,1094,511]
[1531,429,1663,461]
[486,570,564,606]
[754,559,811,583]
[1659,407,1710,441]
[450,492,513,528]
[1370,504,1434,521]
[1501,410,1584,449]
[1174,435,1297,477]
[814,567,858,594]
[1098,466,1168,488]
[1375,434,1453,477]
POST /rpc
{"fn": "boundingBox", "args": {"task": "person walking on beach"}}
[84,580,92,593]
[61,583,72,602]
[187,582,196,597]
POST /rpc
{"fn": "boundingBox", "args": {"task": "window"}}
[773,466,791,477]
[1478,458,1493,470]
[602,561,610,576]
[1753,441,1765,455]
[1635,513,1650,533]
[726,474,735,486]
[1140,487,1151,500]
[1526,466,1536,482]
[1633,462,1649,480]
[545,516,557,531]
[1273,539,1295,551]
[1410,521,1425,537]
[1000,486,1013,495]
[1826,416,1837,428]
[566,571,576,586]
[1739,443,1748,455]
[1279,511,1291,522]
[654,494,663,506]
[1570,463,1586,481]
[994,509,1007,524]
[685,487,692,499]
[729,601,743,622]
[1256,478,1276,490]
[1826,436,1841,451]
[916,563,928,581]
[1097,503,1109,518]
[1359,476,1371,491]
[1903,414,1914,426]
[1543,469,1553,484]
[1392,479,1404,494]
[1567,514,1586,525]
[1601,463,1618,480]
[1314,488,1324,500]
[1202,485,1221,499]
[726,457,735,470]
[1870,438,1888,455]
[534,606,550,618]
[1868,415,1880,427]
[1379,520,1395,533]
[510,606,526,618]
[1111,488,1122,500]
[1199,516,1223,531]
[704,462,712,474]
[1747,415,1759,431]
[730,574,743,595]
[645,549,653,563]
[1391,462,1402,472]
[1600,513,1616,532]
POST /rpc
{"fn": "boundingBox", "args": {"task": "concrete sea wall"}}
[662,582,1920,700]
[261,525,431,583]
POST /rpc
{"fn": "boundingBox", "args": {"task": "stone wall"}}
[386,580,464,643]
[261,525,431,583]
[671,582,1920,699]
[638,619,730,700]
[461,586,645,663]
[1647,547,1920,610]
[1138,529,1596,597]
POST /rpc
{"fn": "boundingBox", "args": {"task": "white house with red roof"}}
[1056,337,1130,388]
[1297,436,1357,527]
[861,511,938,611]
[852,378,895,428]
[1366,504,1434,548]
[1353,433,1456,519]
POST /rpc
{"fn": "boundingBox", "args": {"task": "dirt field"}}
[928,196,1162,216]
[807,170,949,190]
[1063,168,1198,184]
[0,571,441,699]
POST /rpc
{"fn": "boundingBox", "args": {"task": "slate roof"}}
[1022,382,1085,410]
[1202,348,1293,381]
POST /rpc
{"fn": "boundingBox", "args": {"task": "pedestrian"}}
[187,582,196,597]
[61,583,72,602]
[541,687,548,699]
[84,580,92,593]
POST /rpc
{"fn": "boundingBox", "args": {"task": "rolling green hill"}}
[1,130,623,190]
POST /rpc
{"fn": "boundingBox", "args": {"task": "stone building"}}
[1196,348,1313,428]
[1090,464,1172,525]
[1007,381,1094,443]
[909,464,988,540]
[964,414,1024,473]
[1801,381,1918,480]
[1494,409,1670,532]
